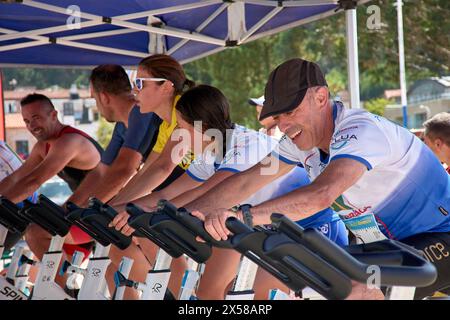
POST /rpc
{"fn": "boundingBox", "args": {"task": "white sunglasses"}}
[134,77,172,91]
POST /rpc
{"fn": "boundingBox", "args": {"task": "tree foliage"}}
[96,116,115,149]
[2,0,448,130]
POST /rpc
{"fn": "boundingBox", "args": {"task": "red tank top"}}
[45,126,95,154]
[44,126,103,191]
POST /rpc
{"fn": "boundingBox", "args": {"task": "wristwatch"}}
[239,204,253,228]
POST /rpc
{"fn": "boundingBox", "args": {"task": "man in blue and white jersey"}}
[0,141,38,251]
[191,59,450,299]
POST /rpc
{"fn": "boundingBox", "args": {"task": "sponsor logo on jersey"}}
[341,206,372,219]
[335,126,359,135]
[331,134,358,150]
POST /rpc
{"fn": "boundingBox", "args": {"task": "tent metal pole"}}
[238,7,283,45]
[0,0,225,46]
[396,0,408,128]
[167,3,229,55]
[242,0,338,7]
[345,7,360,109]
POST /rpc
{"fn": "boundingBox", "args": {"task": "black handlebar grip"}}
[65,201,81,213]
[157,199,178,217]
[125,203,146,218]
[176,208,233,249]
[225,217,253,235]
[100,203,118,221]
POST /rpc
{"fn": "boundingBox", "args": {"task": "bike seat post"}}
[6,242,26,281]
[154,249,172,271]
[385,286,416,300]
[15,249,33,293]
[93,243,111,258]
[48,235,66,252]
[114,257,134,300]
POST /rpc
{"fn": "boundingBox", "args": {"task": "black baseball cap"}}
[260,58,328,120]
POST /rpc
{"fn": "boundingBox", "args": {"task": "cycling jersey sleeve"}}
[217,131,276,173]
[101,122,126,165]
[271,135,303,165]
[122,107,161,158]
[186,154,216,182]
[329,115,391,170]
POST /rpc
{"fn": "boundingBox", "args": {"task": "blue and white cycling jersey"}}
[187,125,341,231]
[272,101,450,240]
[0,141,38,204]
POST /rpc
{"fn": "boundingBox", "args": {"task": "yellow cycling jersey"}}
[152,95,194,170]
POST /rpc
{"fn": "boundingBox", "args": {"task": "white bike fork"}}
[178,258,205,300]
[225,256,258,300]
[0,225,29,300]
[31,235,73,300]
[77,243,111,300]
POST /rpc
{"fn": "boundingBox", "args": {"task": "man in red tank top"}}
[0,93,102,277]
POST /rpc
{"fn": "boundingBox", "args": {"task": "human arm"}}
[108,137,184,206]
[201,157,366,240]
[66,146,142,207]
[0,142,44,198]
[0,136,83,202]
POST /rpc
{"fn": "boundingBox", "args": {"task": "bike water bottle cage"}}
[0,196,31,233]
[127,200,214,263]
[19,195,72,237]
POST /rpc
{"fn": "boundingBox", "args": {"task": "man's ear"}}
[435,138,443,149]
[100,91,110,105]
[315,87,328,108]
[50,109,58,121]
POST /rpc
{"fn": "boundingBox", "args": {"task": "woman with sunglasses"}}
[103,54,197,299]
[108,85,347,300]
[111,54,196,205]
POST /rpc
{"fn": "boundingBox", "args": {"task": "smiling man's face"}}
[22,101,57,141]
[275,87,329,151]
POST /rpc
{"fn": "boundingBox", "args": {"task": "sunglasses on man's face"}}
[133,77,169,91]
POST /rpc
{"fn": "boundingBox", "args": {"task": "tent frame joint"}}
[225,40,238,47]
[336,0,357,12]
[102,16,112,24]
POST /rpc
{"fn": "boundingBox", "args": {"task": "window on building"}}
[15,140,29,159]
[413,113,427,128]
[63,102,74,116]
[7,102,19,113]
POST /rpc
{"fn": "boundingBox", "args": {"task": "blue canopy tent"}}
[0,0,370,129]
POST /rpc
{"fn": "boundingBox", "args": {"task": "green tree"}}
[363,98,393,116]
[96,116,114,149]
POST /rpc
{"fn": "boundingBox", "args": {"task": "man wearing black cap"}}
[188,58,450,299]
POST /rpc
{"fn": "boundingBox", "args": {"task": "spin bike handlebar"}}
[19,195,72,237]
[0,196,31,233]
[269,213,437,287]
[65,198,131,250]
[126,200,242,263]
[224,213,437,300]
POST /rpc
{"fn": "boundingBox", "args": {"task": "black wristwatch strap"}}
[239,204,253,228]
